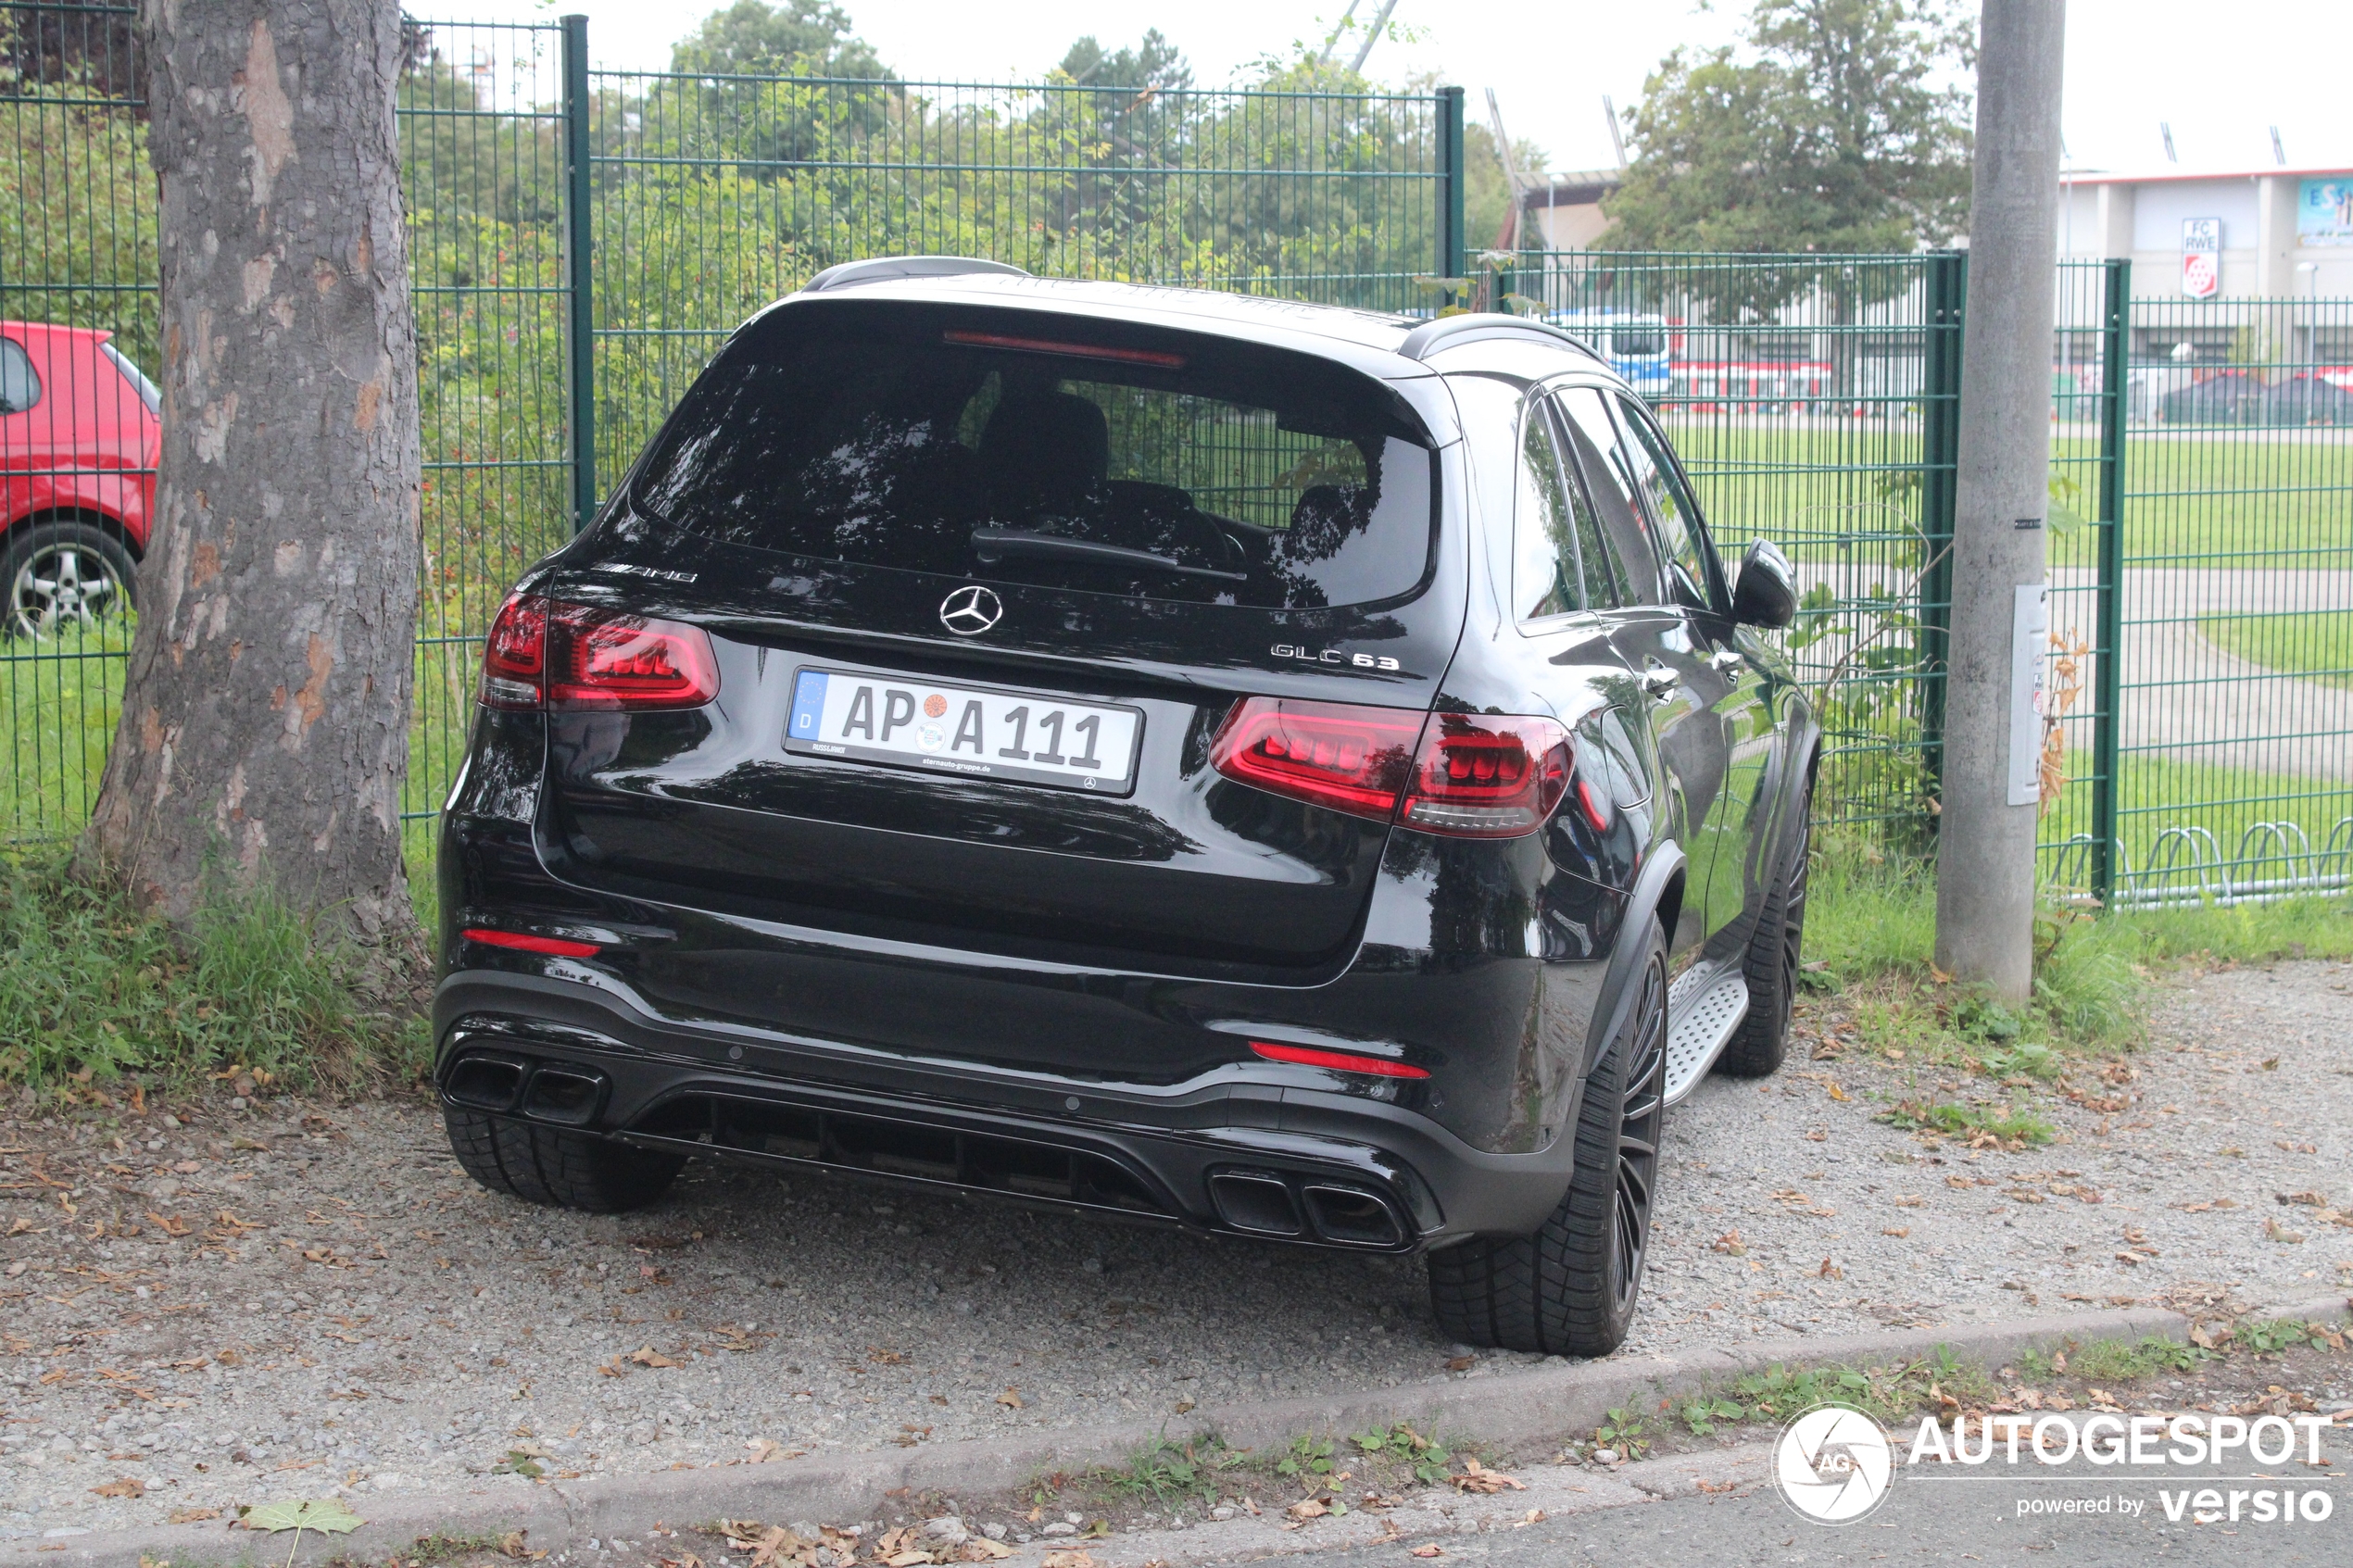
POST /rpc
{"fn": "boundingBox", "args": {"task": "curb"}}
[15,1293,2347,1568]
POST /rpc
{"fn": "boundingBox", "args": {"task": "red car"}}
[2,321,162,639]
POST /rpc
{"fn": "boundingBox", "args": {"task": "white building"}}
[2057,165,2353,298]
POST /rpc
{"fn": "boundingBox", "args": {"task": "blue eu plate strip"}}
[787,670,828,740]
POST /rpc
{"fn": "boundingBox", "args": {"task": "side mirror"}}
[1730,538,1795,629]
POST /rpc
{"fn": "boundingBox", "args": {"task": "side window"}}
[0,340,39,414]
[1511,397,1591,621]
[1611,394,1718,613]
[1555,387,1664,606]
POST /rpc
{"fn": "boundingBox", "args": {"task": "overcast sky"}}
[450,0,2353,179]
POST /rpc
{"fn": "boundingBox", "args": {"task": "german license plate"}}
[785,669,1142,796]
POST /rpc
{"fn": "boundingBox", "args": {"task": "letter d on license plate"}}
[786,669,1141,796]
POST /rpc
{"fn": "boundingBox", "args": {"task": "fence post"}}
[1436,85,1466,309]
[561,13,597,533]
[2089,257,2130,904]
[1916,248,1966,790]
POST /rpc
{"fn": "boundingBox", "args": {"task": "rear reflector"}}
[462,928,601,958]
[1211,696,1574,838]
[1249,1040,1429,1079]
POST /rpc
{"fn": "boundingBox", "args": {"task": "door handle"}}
[1641,667,1680,702]
[1708,648,1745,676]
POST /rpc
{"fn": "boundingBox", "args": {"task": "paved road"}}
[1187,1452,2350,1568]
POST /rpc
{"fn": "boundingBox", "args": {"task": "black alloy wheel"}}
[1427,918,1668,1356]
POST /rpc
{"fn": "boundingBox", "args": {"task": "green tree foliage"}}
[1462,119,1548,254]
[671,0,889,79]
[1608,0,1973,272]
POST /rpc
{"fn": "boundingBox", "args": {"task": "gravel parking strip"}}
[3,959,2348,1540]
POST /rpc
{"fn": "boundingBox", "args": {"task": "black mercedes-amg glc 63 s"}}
[433,257,1813,1356]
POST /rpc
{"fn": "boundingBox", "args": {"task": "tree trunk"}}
[85,0,419,952]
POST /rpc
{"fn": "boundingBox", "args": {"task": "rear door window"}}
[1554,387,1664,607]
[1512,395,1625,621]
[632,305,1437,610]
[1610,394,1721,613]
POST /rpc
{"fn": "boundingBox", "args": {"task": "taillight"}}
[1208,697,1423,821]
[1402,713,1572,837]
[1211,696,1573,839]
[479,592,547,710]
[547,605,719,709]
[476,594,719,712]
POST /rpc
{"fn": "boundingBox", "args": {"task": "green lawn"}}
[4,621,466,935]
[1661,420,2353,572]
[2039,746,2353,902]
[2196,608,2353,690]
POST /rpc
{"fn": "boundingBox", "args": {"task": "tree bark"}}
[85,0,419,951]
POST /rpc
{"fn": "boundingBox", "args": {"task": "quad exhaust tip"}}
[1208,1168,1405,1248]
[443,1052,607,1126]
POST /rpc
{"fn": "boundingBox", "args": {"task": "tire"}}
[1427,920,1667,1357]
[4,521,136,641]
[1716,771,1813,1079]
[444,1107,685,1213]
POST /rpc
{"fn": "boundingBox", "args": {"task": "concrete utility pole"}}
[1935,0,2067,1002]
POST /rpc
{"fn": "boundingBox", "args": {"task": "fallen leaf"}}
[996,1386,1025,1409]
[497,1531,548,1560]
[1710,1230,1746,1256]
[1451,1457,1526,1494]
[1410,1547,1445,1560]
[1882,1226,1910,1238]
[168,1507,221,1524]
[1288,1499,1329,1520]
[1444,1355,1476,1372]
[1818,1258,1844,1280]
[1038,1553,1096,1568]
[625,1346,685,1369]
[242,1499,364,1536]
[89,1478,145,1499]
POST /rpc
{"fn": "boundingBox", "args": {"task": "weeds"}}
[1092,1433,1249,1508]
[1874,1098,2055,1147]
[1676,1347,1996,1435]
[0,849,428,1094]
[1349,1424,1453,1485]
[1592,1406,1650,1460]
[2023,1336,2211,1384]
[2235,1318,2350,1356]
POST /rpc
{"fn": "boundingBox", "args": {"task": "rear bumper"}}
[432,969,1577,1252]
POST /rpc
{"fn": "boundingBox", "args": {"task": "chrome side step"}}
[1662,965,1750,1108]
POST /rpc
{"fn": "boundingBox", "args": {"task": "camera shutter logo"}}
[938,584,1003,636]
[1774,1406,1895,1524]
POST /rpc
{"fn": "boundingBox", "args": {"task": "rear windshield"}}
[630,303,1437,609]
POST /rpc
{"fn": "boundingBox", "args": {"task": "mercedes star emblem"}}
[938,584,1003,636]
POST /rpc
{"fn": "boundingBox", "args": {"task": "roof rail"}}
[799,256,1031,293]
[1397,312,1603,364]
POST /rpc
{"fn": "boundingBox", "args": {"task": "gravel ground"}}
[3,959,2349,1541]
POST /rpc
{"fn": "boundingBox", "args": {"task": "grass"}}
[1664,420,2353,571]
[0,847,429,1095]
[1802,838,2353,1070]
[2196,608,2353,691]
[1873,1098,2056,1147]
[1675,1345,1997,1436]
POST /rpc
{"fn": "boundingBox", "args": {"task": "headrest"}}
[979,391,1110,507]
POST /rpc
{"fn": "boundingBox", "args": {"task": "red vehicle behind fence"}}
[1,320,162,639]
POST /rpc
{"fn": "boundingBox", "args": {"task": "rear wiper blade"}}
[971,527,1246,583]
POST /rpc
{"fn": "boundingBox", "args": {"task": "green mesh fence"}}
[3,2,2347,914]
[1509,248,1958,850]
[579,64,1452,509]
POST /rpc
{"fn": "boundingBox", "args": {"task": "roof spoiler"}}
[1398,312,1604,364]
[799,256,1032,293]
